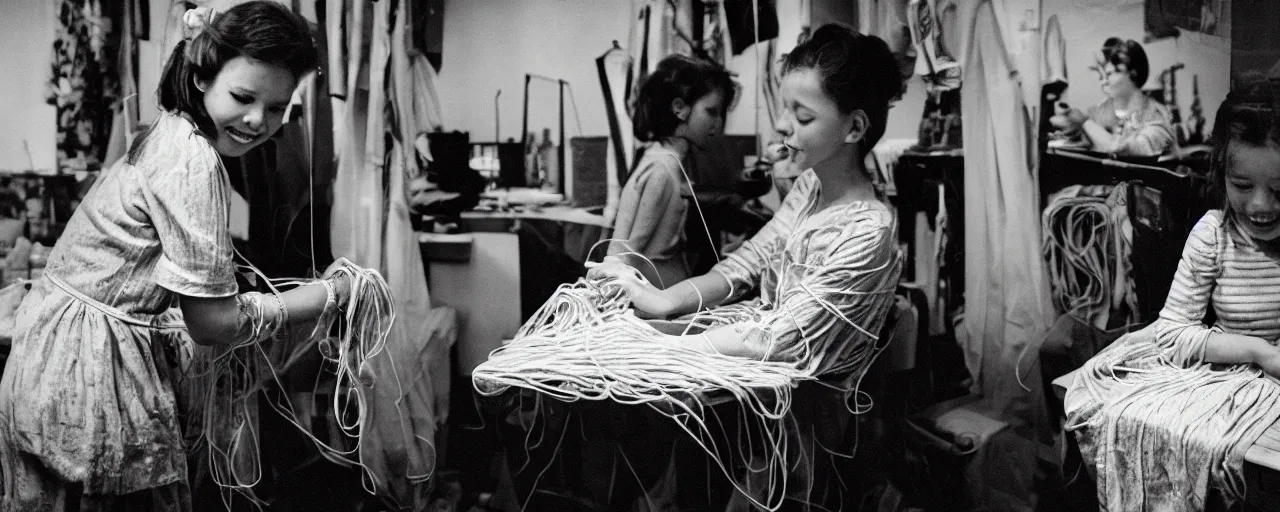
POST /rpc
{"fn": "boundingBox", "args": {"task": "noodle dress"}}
[1065,210,1280,510]
[694,169,903,506]
[704,169,903,376]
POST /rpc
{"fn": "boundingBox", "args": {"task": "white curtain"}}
[958,0,1055,412]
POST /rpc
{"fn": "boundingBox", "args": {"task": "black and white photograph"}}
[0,0,1276,511]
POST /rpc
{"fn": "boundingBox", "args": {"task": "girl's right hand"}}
[322,257,354,306]
[585,257,676,318]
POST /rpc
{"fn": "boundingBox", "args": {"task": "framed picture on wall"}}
[1146,0,1226,40]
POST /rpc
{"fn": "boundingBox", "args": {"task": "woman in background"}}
[1052,37,1175,157]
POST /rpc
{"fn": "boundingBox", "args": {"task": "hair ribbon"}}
[182,6,217,40]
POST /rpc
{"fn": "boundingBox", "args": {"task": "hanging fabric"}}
[723,0,779,55]
[702,0,732,66]
[957,13,1056,506]
[627,2,651,110]
[627,0,694,108]
[330,0,385,267]
[327,0,347,100]
[47,0,119,174]
[930,184,949,335]
[958,0,1055,419]
[1042,15,1067,86]
[907,0,960,91]
[103,0,140,168]
[597,43,633,226]
[386,0,438,374]
[859,0,911,55]
[329,1,449,505]
[389,1,444,181]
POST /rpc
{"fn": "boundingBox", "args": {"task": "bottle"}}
[525,132,540,187]
[539,128,559,192]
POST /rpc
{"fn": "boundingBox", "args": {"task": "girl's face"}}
[674,90,726,148]
[1226,143,1280,241]
[775,68,856,171]
[197,56,298,157]
[1101,62,1137,100]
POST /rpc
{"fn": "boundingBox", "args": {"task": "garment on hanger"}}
[628,0,693,107]
[1042,15,1066,85]
[331,0,384,267]
[47,0,119,174]
[958,0,1054,437]
[327,0,347,100]
[597,43,633,225]
[907,0,960,91]
[859,0,911,55]
[389,0,443,181]
[103,0,141,168]
[337,3,443,506]
[701,0,731,65]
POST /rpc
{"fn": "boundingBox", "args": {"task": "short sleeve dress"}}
[0,111,237,509]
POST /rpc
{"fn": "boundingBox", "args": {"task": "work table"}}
[417,202,608,376]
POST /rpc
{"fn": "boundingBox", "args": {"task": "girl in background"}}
[608,55,737,288]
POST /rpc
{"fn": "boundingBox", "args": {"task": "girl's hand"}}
[322,257,352,279]
[585,257,676,318]
[1256,346,1280,379]
[322,257,354,306]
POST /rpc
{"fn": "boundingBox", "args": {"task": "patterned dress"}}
[0,112,278,510]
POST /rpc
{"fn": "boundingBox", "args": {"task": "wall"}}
[0,0,57,173]
[437,0,634,144]
[437,0,805,152]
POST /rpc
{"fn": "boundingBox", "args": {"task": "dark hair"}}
[1101,37,1150,88]
[781,23,901,154]
[1206,72,1280,205]
[631,54,738,142]
[129,1,317,163]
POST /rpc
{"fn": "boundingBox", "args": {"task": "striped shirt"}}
[708,170,903,375]
[1156,210,1280,361]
